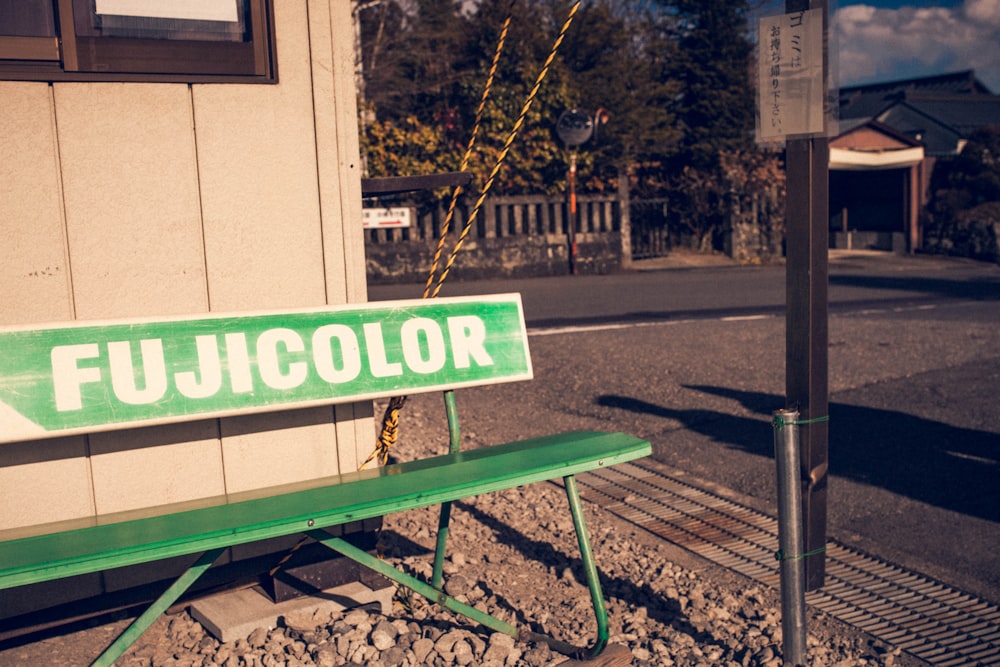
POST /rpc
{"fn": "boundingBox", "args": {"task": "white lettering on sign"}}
[225,333,254,394]
[175,335,223,399]
[52,344,102,412]
[49,316,495,412]
[312,325,362,384]
[363,323,404,378]
[401,318,447,374]
[448,316,492,368]
[257,328,308,390]
[108,339,168,405]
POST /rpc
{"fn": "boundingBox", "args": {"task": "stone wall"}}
[367,232,623,284]
[365,195,626,285]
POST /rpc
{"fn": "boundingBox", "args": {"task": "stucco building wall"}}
[0,2,371,614]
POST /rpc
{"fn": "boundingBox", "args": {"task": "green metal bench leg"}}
[307,530,518,637]
[91,547,226,667]
[432,500,453,589]
[563,474,610,658]
[309,472,612,661]
[433,391,461,589]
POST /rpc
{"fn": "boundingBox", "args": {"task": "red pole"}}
[568,152,578,275]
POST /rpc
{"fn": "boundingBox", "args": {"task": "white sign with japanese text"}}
[757,9,825,140]
[362,207,412,229]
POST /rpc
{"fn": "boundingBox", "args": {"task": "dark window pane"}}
[0,0,57,37]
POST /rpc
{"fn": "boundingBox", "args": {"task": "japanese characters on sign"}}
[363,207,411,228]
[757,9,825,140]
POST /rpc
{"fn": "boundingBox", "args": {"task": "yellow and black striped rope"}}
[363,0,582,469]
[423,2,515,300]
[428,0,582,299]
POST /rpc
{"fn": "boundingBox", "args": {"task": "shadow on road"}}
[829,272,1000,301]
[596,387,999,523]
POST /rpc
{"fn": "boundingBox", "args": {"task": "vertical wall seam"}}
[330,3,358,307]
[305,0,349,473]
[189,84,214,314]
[329,0,372,469]
[50,82,99,521]
[49,84,78,323]
[188,83,228,491]
[306,2,331,309]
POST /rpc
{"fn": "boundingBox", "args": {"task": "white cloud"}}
[835,0,1000,92]
[965,0,1000,25]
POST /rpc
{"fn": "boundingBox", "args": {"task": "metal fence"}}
[629,198,672,259]
[364,194,622,246]
[364,190,783,265]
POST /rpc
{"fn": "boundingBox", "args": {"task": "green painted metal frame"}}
[308,476,610,661]
[0,432,649,664]
[408,391,610,658]
[1,409,649,664]
[432,392,462,590]
[91,547,227,667]
[0,431,649,590]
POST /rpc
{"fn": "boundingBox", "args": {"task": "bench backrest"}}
[0,294,532,444]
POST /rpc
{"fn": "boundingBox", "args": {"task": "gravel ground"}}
[3,401,928,667]
[103,483,922,667]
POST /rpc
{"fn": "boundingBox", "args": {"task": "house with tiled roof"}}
[830,70,1000,252]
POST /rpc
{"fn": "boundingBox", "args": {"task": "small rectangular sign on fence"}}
[363,207,411,228]
[0,295,532,444]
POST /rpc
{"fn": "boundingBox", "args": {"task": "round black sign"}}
[556,109,593,147]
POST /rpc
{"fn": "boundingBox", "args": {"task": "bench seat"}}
[0,430,650,591]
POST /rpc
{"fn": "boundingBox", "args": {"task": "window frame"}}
[0,0,276,84]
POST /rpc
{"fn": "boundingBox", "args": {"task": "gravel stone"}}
[370,620,397,650]
[101,404,929,667]
[443,573,469,597]
[411,637,434,662]
[246,627,269,649]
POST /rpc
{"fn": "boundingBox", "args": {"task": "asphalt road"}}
[370,250,1000,605]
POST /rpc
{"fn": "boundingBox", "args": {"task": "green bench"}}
[0,293,651,665]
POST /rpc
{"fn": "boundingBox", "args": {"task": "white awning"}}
[829,146,924,170]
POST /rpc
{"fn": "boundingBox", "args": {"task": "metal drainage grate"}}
[578,460,1000,666]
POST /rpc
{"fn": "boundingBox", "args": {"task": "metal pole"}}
[433,391,462,589]
[563,475,610,657]
[773,409,808,667]
[568,151,578,274]
[93,547,226,667]
[784,0,830,591]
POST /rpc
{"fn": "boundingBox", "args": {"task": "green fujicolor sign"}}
[0,295,532,444]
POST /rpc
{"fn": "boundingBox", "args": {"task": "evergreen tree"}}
[358,0,472,127]
[356,1,409,121]
[358,0,758,200]
[660,0,755,171]
[561,0,682,193]
[456,0,580,195]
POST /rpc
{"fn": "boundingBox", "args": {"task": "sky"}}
[833,0,1000,92]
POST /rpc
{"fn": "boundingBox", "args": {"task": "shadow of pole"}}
[597,387,999,522]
